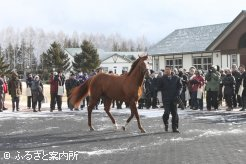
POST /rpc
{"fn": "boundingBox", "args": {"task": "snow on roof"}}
[148,23,230,55]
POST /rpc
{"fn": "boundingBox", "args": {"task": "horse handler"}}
[159,66,182,133]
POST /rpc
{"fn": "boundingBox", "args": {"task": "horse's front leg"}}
[122,102,146,133]
[133,104,146,133]
[87,101,97,131]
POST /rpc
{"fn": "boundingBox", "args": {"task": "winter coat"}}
[190,75,205,92]
[205,71,220,91]
[26,77,33,88]
[0,77,3,94]
[232,70,241,92]
[65,78,79,96]
[31,80,44,102]
[241,72,246,88]
[158,75,182,102]
[49,74,65,94]
[8,77,22,97]
[178,73,188,92]
[222,74,235,96]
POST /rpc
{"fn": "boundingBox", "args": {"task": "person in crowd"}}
[190,70,205,110]
[159,66,182,133]
[218,69,226,107]
[26,73,33,109]
[187,67,196,109]
[156,71,164,108]
[222,69,236,111]
[231,64,242,107]
[239,65,246,111]
[8,72,22,112]
[108,70,116,108]
[65,72,79,111]
[145,70,158,109]
[178,68,188,109]
[77,72,90,110]
[205,65,221,111]
[31,75,44,112]
[0,75,4,112]
[116,69,128,109]
[49,70,65,112]
[2,75,8,110]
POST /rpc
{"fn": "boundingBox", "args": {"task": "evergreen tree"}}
[0,53,11,76]
[42,42,71,73]
[72,40,100,73]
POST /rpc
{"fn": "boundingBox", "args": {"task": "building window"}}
[122,67,128,72]
[193,57,212,70]
[231,54,237,65]
[154,57,159,71]
[102,67,108,73]
[166,58,182,69]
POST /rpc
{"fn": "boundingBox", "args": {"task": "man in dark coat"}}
[222,69,236,111]
[232,64,242,107]
[159,66,182,133]
[145,70,158,109]
[8,72,22,112]
[65,72,79,111]
[26,73,33,109]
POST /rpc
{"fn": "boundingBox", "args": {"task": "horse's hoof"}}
[114,124,118,130]
[140,129,146,133]
[122,126,126,131]
[89,127,95,131]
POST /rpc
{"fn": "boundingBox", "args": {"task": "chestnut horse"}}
[70,55,149,133]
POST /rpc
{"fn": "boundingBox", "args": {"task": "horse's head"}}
[139,55,150,76]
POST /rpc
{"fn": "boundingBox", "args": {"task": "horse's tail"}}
[70,78,92,107]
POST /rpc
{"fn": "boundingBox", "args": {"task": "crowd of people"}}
[139,64,246,112]
[0,64,246,115]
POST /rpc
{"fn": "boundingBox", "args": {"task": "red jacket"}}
[191,75,205,92]
[3,82,8,93]
[49,74,65,93]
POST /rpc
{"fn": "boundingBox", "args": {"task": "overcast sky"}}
[0,0,245,43]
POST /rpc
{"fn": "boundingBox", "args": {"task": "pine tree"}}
[72,40,100,73]
[0,53,11,76]
[42,42,71,73]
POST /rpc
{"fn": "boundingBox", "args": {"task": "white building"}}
[148,10,246,71]
[64,48,144,75]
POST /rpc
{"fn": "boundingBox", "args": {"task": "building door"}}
[239,33,246,65]
[240,48,246,65]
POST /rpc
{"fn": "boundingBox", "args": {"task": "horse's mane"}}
[127,57,142,76]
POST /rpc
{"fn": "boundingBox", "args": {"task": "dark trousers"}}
[0,93,3,110]
[224,94,233,108]
[81,96,89,108]
[180,91,186,107]
[233,94,242,107]
[50,93,62,110]
[27,96,32,108]
[206,91,218,110]
[33,100,42,110]
[241,89,246,110]
[162,101,179,130]
[12,96,20,111]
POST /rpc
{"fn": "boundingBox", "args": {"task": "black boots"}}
[172,128,180,133]
[165,125,168,132]
[164,124,180,133]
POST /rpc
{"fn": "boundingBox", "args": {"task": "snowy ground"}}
[1,103,246,164]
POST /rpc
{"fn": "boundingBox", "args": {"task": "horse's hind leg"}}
[87,99,98,131]
[104,98,117,130]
